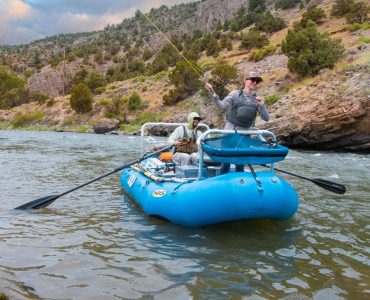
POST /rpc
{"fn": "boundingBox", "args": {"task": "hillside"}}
[0,0,369,152]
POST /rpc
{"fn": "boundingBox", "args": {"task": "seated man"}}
[168,112,203,166]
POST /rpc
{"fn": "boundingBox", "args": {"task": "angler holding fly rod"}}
[205,71,270,175]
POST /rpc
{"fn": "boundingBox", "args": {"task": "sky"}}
[0,0,195,46]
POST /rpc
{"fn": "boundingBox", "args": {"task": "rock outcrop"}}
[260,65,370,152]
[93,118,119,134]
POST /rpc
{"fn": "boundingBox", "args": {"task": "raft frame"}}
[139,123,284,181]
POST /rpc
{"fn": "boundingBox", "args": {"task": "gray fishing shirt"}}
[209,89,269,130]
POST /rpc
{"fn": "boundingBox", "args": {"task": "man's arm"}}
[168,127,182,144]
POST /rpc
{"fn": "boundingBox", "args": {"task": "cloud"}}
[0,0,41,45]
[0,0,195,45]
[0,0,35,21]
[0,25,43,46]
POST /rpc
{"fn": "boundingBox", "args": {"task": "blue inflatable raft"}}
[120,124,299,227]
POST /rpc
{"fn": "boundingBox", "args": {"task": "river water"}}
[0,130,369,299]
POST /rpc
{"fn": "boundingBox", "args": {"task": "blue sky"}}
[0,0,195,46]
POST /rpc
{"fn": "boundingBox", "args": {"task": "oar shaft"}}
[58,169,118,198]
[59,145,174,198]
[261,164,346,194]
[271,166,312,182]
[16,144,174,210]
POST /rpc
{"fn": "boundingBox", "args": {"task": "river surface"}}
[0,130,369,299]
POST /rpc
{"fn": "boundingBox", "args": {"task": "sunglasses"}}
[246,77,260,84]
[193,118,201,122]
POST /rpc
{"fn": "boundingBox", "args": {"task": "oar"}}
[15,144,174,210]
[261,165,346,194]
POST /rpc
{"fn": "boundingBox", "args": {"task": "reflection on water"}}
[0,130,369,299]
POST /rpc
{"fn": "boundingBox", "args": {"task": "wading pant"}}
[173,152,199,166]
[220,163,244,174]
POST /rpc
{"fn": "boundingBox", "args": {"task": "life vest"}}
[226,90,258,128]
[175,126,198,154]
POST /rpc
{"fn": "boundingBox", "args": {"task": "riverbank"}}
[1,50,369,152]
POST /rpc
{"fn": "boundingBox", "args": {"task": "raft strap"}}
[248,164,263,192]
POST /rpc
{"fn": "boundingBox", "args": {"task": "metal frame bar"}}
[140,122,210,154]
[197,129,277,180]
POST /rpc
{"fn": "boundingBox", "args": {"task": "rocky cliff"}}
[263,65,370,152]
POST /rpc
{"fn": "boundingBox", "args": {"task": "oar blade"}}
[15,194,60,210]
[312,179,346,195]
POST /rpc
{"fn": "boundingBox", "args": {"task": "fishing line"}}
[140,11,204,80]
[140,11,237,93]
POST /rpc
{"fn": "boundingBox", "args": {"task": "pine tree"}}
[282,22,345,76]
[70,83,93,113]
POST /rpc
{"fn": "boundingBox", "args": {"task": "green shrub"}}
[208,61,240,99]
[70,83,93,113]
[12,110,44,127]
[126,59,146,77]
[331,0,353,17]
[0,67,29,108]
[346,21,370,31]
[66,52,76,62]
[95,86,106,94]
[68,68,88,93]
[359,36,370,44]
[264,94,281,106]
[94,51,104,64]
[239,30,269,50]
[255,12,286,33]
[127,91,142,111]
[133,75,146,83]
[250,44,277,61]
[249,0,266,13]
[104,97,126,119]
[29,91,48,104]
[345,2,369,24]
[332,0,369,24]
[282,22,345,76]
[49,54,62,67]
[301,7,326,26]
[163,60,201,105]
[229,6,255,32]
[198,58,216,72]
[99,99,109,106]
[137,112,166,124]
[62,115,89,127]
[142,49,153,61]
[84,71,107,93]
[205,35,220,57]
[163,89,183,105]
[154,71,168,81]
[275,0,300,10]
[151,44,180,74]
[151,54,169,74]
[46,99,55,106]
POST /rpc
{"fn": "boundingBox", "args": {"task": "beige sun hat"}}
[244,71,263,83]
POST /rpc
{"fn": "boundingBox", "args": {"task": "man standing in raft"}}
[205,71,270,174]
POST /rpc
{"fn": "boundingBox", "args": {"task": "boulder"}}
[93,118,119,134]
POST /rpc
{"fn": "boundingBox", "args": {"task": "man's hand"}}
[256,96,264,106]
[205,82,215,94]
